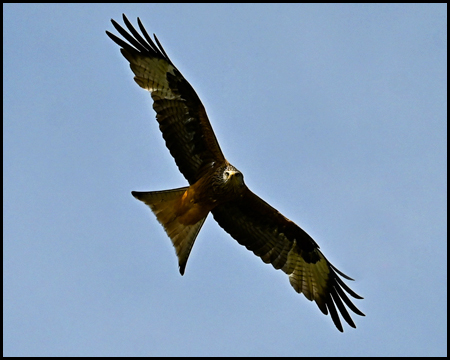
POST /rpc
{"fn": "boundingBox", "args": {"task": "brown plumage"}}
[106,14,364,332]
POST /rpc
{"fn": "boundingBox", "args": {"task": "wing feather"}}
[106,14,225,184]
[211,190,364,332]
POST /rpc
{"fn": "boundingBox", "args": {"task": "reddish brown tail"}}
[132,188,207,275]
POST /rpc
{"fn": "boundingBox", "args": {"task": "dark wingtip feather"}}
[107,15,172,65]
[326,296,344,332]
[331,288,356,328]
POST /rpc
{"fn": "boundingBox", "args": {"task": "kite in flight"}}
[106,14,364,332]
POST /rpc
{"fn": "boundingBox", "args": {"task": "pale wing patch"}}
[122,52,180,100]
[288,249,330,302]
[257,230,331,303]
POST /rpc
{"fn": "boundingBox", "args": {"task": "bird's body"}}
[107,14,364,332]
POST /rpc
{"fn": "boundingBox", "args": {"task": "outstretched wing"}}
[211,190,365,332]
[106,14,225,184]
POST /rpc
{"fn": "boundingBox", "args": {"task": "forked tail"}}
[132,187,207,275]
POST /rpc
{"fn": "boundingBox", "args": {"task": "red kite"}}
[107,14,364,332]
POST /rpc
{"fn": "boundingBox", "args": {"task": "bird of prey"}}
[106,14,364,332]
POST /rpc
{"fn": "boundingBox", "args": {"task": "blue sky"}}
[3,3,447,356]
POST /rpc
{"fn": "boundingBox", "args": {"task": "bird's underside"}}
[106,14,364,332]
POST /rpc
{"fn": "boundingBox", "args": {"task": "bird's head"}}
[222,164,244,185]
[213,163,246,197]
